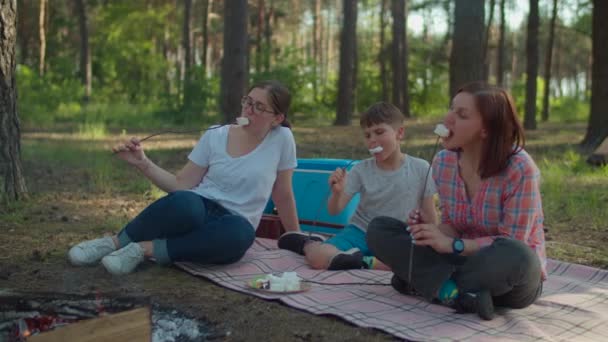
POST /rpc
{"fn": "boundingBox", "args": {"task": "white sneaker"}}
[68,237,117,266]
[101,243,145,275]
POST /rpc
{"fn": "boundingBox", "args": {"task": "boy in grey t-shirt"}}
[279,102,437,270]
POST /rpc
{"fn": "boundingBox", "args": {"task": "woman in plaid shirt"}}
[367,82,545,321]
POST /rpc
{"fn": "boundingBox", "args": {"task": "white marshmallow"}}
[369,146,383,154]
[269,280,286,292]
[284,280,300,291]
[259,272,302,292]
[434,124,450,138]
[236,117,250,126]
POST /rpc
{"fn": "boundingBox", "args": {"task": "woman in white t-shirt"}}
[68,80,303,275]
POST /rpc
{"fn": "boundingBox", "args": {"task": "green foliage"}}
[15,0,593,131]
[94,3,174,105]
[17,65,83,126]
[179,72,220,124]
[549,96,590,123]
[251,47,336,124]
[511,76,545,121]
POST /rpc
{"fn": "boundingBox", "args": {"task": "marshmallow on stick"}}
[434,124,450,138]
[236,117,250,126]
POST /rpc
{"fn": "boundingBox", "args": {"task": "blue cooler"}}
[264,158,360,235]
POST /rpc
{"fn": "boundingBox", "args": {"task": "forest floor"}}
[1,120,606,340]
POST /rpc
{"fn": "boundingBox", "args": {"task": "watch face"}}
[454,239,464,253]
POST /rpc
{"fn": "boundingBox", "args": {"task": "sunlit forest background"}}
[15,0,603,140]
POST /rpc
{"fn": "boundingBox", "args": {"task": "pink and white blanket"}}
[176,238,608,341]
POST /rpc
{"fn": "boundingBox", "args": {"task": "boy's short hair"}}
[359,102,404,128]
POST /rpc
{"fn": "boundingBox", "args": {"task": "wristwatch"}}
[452,238,465,255]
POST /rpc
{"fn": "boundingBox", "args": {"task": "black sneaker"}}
[277,231,324,255]
[454,290,495,320]
[327,248,365,270]
[390,274,420,296]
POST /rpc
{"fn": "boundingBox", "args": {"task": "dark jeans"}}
[367,216,542,309]
[118,190,255,265]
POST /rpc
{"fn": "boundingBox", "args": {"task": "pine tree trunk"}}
[256,0,264,73]
[220,0,248,124]
[17,0,32,66]
[582,0,608,150]
[38,0,46,77]
[312,0,321,101]
[450,0,485,97]
[391,0,405,112]
[401,1,409,117]
[263,1,273,72]
[0,0,28,201]
[541,0,558,122]
[182,0,193,110]
[75,0,91,102]
[335,0,357,126]
[483,0,495,82]
[524,0,539,130]
[379,0,388,102]
[201,0,210,77]
[496,0,506,86]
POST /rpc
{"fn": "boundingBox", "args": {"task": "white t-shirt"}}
[188,125,297,229]
[344,155,437,232]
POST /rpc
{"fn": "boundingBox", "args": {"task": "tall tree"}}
[335,0,357,126]
[38,0,47,76]
[379,0,389,102]
[182,0,193,109]
[483,0,495,82]
[220,0,248,123]
[263,1,273,72]
[201,0,210,77]
[449,0,485,97]
[496,0,506,86]
[74,0,91,102]
[255,0,265,73]
[17,0,34,66]
[582,0,608,149]
[524,0,539,130]
[0,0,28,200]
[391,0,409,116]
[312,0,321,101]
[541,0,558,122]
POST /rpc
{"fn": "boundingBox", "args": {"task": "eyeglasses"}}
[241,96,276,115]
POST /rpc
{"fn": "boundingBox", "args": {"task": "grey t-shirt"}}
[344,154,437,232]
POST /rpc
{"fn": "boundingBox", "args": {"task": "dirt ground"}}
[0,195,398,341]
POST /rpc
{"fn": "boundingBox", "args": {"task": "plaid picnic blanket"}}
[176,238,608,341]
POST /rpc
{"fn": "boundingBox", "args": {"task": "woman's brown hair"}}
[457,82,525,178]
[250,80,292,129]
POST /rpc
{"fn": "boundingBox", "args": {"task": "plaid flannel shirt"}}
[433,149,547,280]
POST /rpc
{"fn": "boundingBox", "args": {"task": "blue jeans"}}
[117,191,255,265]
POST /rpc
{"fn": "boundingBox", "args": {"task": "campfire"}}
[0,291,211,341]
